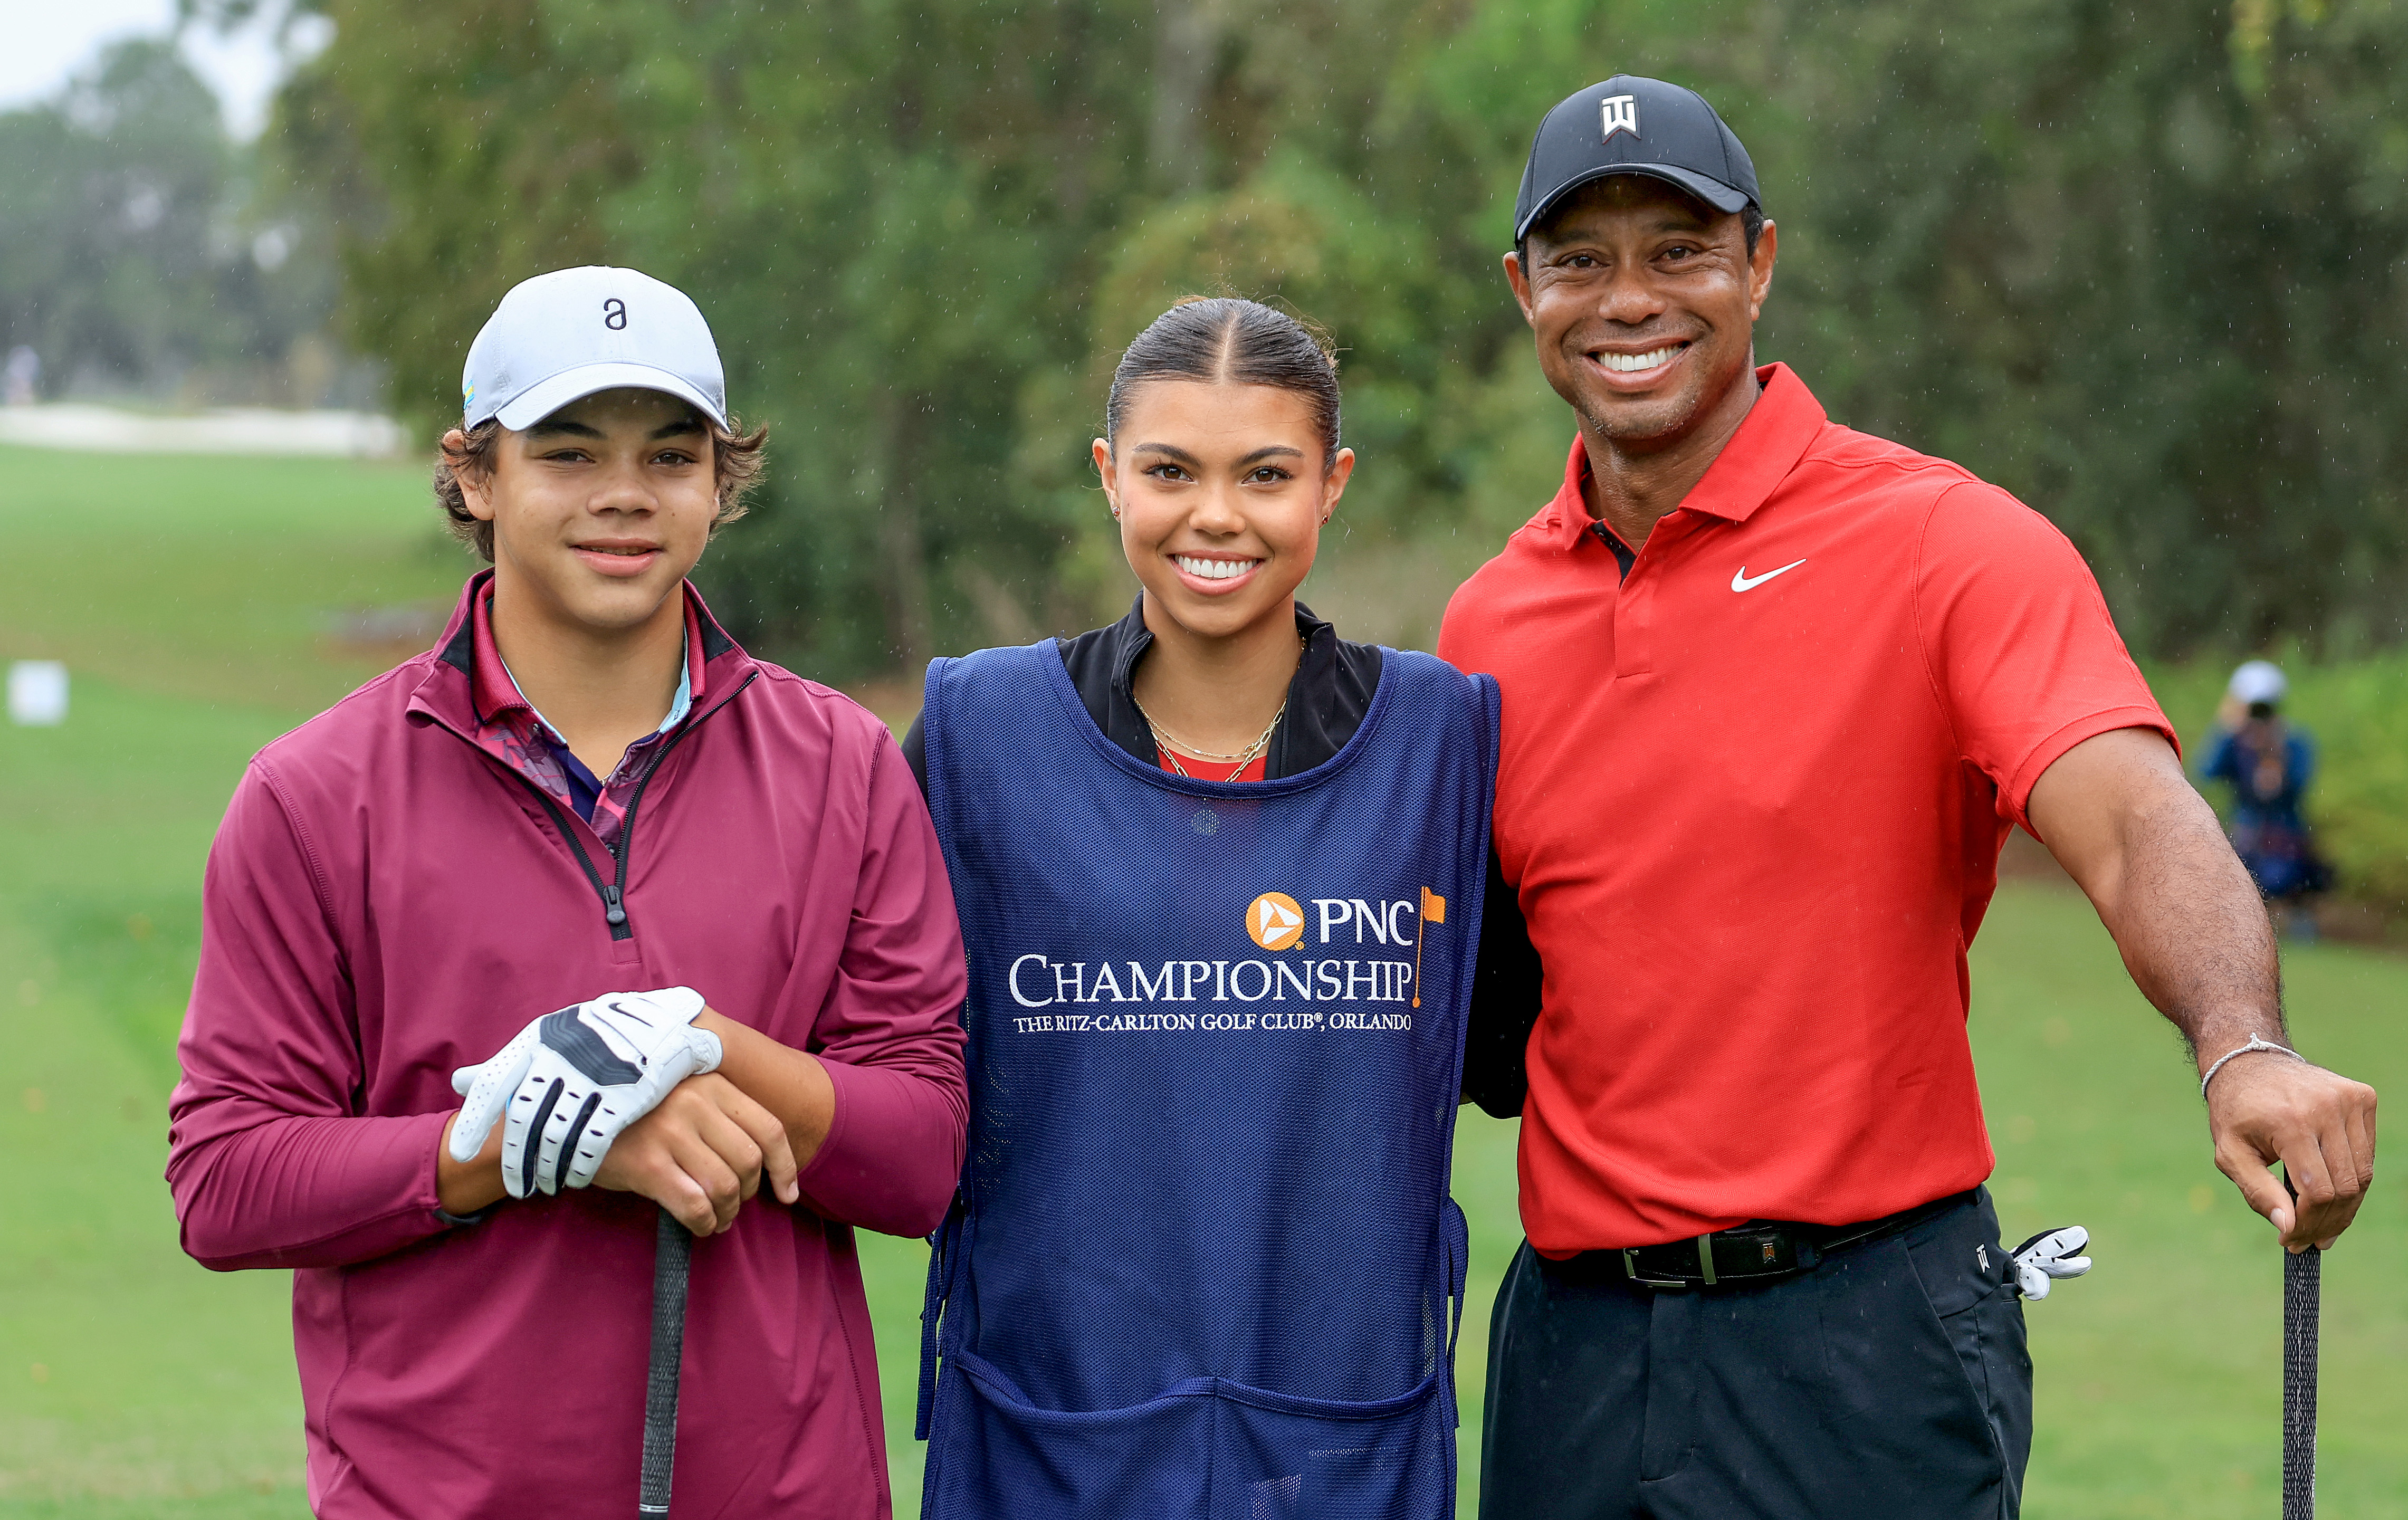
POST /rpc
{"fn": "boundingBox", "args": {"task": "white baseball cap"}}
[2229,659,2287,706]
[462,266,728,432]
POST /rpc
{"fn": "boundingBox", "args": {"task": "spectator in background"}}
[2204,659,2333,938]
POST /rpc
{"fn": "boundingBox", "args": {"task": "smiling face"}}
[1092,380,1355,644]
[1506,175,1776,454]
[454,387,719,639]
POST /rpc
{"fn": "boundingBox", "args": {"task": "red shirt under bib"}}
[1158,751,1268,782]
[1439,365,2173,1252]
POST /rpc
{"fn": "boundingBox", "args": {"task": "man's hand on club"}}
[448,987,725,1199]
[2028,731,2378,1256]
[592,1072,799,1234]
[2206,1049,2377,1251]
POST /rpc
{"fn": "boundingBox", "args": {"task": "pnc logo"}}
[1246,892,1305,952]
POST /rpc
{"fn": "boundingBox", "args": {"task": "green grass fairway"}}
[2,444,2402,1516]
[0,447,468,715]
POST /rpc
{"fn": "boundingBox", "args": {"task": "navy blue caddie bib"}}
[915,638,1498,1520]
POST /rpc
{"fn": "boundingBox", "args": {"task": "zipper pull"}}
[601,884,628,928]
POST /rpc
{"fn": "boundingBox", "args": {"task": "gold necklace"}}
[1140,699,1286,779]
[1133,632,1305,781]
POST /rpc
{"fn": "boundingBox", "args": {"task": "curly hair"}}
[433,412,769,561]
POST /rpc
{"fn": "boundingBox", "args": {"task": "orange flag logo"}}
[1412,888,1446,1007]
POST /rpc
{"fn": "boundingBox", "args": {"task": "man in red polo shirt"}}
[1440,77,2378,1518]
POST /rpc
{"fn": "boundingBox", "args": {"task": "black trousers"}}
[1479,1188,2032,1519]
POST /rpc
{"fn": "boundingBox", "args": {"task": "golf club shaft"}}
[2283,1242,2319,1519]
[2280,1165,2318,1520]
[639,1208,693,1516]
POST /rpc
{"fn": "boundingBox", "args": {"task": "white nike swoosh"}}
[1731,559,1807,592]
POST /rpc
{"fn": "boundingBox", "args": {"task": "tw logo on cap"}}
[1601,93,1640,143]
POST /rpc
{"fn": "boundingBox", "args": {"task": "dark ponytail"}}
[1104,297,1342,469]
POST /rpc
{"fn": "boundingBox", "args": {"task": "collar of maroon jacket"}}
[404,568,754,739]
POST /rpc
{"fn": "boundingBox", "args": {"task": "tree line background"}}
[15,0,2408,684]
[0,33,377,414]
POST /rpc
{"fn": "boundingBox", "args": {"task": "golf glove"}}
[2010,1225,2092,1301]
[447,987,723,1199]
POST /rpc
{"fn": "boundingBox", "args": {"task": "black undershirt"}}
[899,593,1544,1120]
[1591,520,1637,578]
[900,596,1380,782]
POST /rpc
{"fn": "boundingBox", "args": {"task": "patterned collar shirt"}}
[465,587,702,853]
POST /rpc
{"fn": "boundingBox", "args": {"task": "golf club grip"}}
[2283,1244,2319,1519]
[639,1209,693,1516]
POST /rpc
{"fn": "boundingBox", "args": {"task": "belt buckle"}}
[1621,1242,1708,1289]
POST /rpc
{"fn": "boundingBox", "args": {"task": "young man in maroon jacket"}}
[167,266,969,1519]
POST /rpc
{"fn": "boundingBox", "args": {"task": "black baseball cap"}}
[1513,75,1761,244]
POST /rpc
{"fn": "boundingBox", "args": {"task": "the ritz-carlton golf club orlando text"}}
[1000,889,1446,1035]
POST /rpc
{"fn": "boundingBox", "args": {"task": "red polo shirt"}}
[1438,364,2172,1253]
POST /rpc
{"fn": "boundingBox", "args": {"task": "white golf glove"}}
[2010,1225,2092,1301]
[447,987,722,1199]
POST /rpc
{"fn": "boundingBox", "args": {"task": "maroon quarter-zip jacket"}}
[167,572,968,1518]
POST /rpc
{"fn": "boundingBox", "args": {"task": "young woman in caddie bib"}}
[901,298,1498,1519]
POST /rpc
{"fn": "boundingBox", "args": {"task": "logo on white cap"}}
[462,266,728,432]
[1601,94,1640,143]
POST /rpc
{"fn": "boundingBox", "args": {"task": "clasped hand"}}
[446,988,798,1233]
[593,1072,800,1234]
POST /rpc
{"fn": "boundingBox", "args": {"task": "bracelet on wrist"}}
[2199,1033,2305,1098]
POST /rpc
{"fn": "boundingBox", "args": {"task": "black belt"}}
[1611,1190,1975,1290]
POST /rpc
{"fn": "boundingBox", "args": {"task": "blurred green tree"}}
[269,0,2408,675]
[273,0,1730,674]
[281,0,1161,669]
[1744,0,2408,655]
[0,39,338,403]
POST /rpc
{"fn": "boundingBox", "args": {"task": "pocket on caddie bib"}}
[924,1347,1454,1520]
